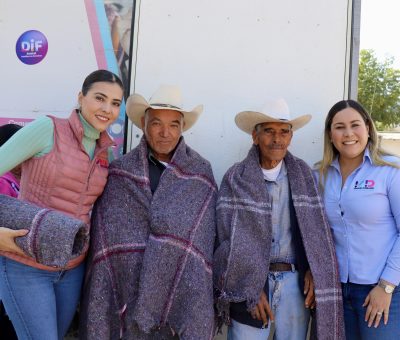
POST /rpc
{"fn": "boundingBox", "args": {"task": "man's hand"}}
[304,269,316,309]
[0,227,28,255]
[363,283,393,328]
[250,290,275,328]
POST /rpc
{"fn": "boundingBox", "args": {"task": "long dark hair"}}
[0,124,22,146]
[81,69,123,96]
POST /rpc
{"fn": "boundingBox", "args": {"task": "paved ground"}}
[65,326,228,340]
[65,313,289,339]
[65,329,227,340]
[65,325,274,339]
[214,326,227,340]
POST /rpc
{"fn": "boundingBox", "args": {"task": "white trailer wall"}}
[128,0,354,183]
[0,1,96,120]
[0,0,133,156]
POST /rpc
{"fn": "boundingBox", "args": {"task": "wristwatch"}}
[378,280,395,294]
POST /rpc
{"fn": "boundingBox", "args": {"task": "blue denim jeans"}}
[0,257,84,340]
[342,282,400,340]
[228,271,310,340]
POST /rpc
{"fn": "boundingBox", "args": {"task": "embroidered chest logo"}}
[96,158,109,168]
[354,179,375,190]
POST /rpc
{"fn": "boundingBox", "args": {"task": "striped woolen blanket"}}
[213,145,345,340]
[0,194,88,267]
[80,136,217,340]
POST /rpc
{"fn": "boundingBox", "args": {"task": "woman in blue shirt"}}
[316,99,400,339]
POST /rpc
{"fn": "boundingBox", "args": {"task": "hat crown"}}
[260,98,291,121]
[234,98,311,135]
[125,85,203,132]
[149,85,183,109]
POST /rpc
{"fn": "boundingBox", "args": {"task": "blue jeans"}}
[342,282,400,340]
[228,271,310,340]
[0,257,84,340]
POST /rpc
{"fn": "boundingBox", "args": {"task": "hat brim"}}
[235,111,312,135]
[126,94,203,132]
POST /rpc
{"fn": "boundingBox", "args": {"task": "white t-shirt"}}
[261,160,283,182]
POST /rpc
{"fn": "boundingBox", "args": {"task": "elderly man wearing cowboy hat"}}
[80,85,218,339]
[213,98,344,339]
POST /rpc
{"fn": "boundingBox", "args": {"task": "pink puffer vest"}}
[2,110,114,271]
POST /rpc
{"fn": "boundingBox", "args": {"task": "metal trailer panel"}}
[128,0,354,183]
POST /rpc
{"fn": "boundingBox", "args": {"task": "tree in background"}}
[358,49,400,129]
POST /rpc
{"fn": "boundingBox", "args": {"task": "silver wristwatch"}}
[378,280,395,294]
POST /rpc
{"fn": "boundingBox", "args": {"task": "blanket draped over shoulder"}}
[213,145,344,340]
[80,137,217,340]
[0,194,88,267]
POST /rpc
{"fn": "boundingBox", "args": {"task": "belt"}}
[269,262,296,272]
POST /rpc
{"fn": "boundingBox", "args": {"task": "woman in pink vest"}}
[0,123,22,340]
[0,69,124,340]
[0,124,22,199]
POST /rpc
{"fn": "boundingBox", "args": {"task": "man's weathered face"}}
[252,122,293,169]
[141,108,184,162]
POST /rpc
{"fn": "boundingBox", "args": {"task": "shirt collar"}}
[279,160,287,178]
[78,112,100,140]
[364,147,373,164]
[148,149,159,165]
[331,146,372,171]
[148,149,169,167]
[262,160,287,182]
[276,159,287,180]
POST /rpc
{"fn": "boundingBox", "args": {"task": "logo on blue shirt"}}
[354,179,375,190]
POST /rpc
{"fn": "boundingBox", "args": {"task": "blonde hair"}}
[316,99,399,191]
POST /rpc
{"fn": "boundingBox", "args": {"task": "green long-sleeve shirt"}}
[0,113,110,176]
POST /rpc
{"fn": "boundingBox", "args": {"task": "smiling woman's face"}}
[78,81,123,132]
[329,107,370,163]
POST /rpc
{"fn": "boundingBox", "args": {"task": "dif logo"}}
[16,30,48,65]
[354,179,375,190]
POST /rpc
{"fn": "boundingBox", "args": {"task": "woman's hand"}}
[0,227,28,255]
[363,283,393,328]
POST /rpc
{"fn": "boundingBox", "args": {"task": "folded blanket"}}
[0,194,89,268]
[214,147,345,339]
[80,136,217,340]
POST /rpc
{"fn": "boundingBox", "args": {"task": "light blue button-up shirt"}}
[265,161,296,264]
[321,149,400,285]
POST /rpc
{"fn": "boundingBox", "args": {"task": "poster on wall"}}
[0,0,134,156]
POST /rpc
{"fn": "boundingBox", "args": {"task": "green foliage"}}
[358,49,400,129]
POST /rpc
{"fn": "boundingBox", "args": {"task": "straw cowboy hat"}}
[126,85,203,132]
[235,98,312,134]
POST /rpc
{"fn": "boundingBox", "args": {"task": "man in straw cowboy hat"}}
[213,98,344,339]
[80,85,217,339]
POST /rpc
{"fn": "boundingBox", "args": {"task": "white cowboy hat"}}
[235,98,312,134]
[126,85,203,132]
